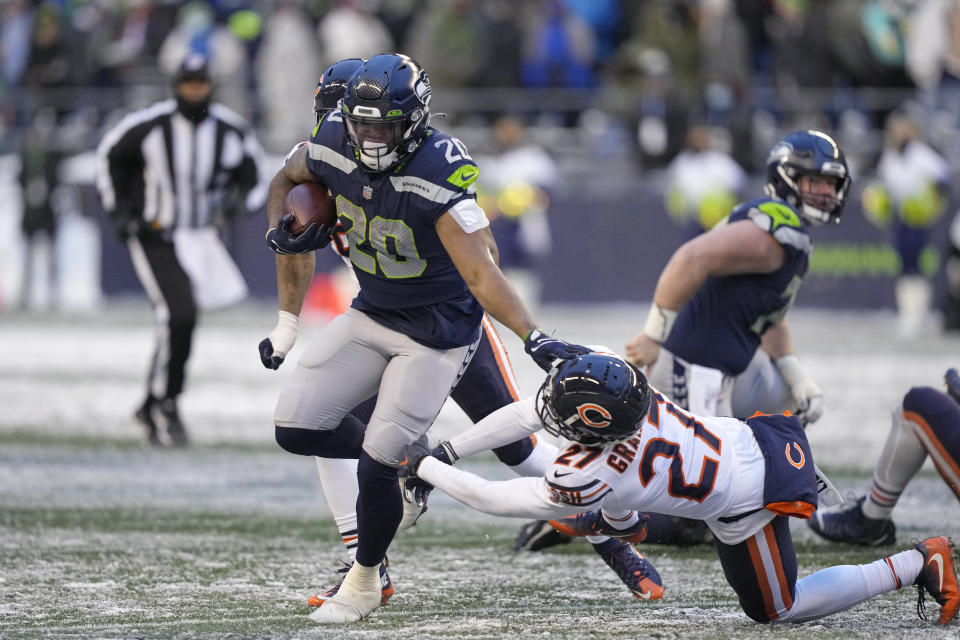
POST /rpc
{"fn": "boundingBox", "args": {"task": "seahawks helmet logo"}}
[576,403,612,428]
[767,141,793,163]
[414,76,431,105]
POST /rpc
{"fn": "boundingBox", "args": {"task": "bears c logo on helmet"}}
[577,403,612,428]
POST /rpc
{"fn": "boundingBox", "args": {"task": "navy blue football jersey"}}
[663,197,812,375]
[304,113,484,349]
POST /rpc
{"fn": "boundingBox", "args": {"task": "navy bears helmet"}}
[537,354,652,445]
[765,130,851,225]
[314,58,364,123]
[341,53,432,172]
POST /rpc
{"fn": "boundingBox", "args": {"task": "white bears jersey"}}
[418,388,774,545]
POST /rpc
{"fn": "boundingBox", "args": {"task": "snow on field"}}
[1,301,956,470]
[1,303,959,639]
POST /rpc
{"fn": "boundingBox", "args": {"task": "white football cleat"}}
[308,563,383,624]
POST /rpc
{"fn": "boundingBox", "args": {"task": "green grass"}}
[1,439,957,640]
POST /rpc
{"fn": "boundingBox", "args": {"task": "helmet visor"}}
[344,114,406,159]
[798,173,844,216]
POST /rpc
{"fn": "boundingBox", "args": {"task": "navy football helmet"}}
[314,58,364,123]
[536,354,651,445]
[765,130,851,225]
[341,53,432,172]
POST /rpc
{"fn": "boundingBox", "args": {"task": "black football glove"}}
[397,441,456,530]
[258,311,299,370]
[524,329,592,372]
[266,213,334,255]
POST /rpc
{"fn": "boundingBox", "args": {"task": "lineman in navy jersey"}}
[258,54,586,624]
[403,353,959,625]
[627,130,851,422]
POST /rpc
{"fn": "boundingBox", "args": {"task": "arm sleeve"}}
[446,397,544,459]
[417,457,586,520]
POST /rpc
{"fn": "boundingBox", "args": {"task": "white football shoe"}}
[308,562,383,624]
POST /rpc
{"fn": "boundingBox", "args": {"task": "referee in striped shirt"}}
[95,54,267,446]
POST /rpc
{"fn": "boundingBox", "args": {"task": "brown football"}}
[284,182,336,235]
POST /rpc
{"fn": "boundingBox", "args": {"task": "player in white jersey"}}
[402,353,959,625]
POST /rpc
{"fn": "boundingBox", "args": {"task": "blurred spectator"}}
[78,0,177,88]
[608,47,690,168]
[254,1,320,150]
[664,123,748,239]
[823,0,913,88]
[318,0,394,63]
[24,2,76,117]
[158,0,250,117]
[622,0,702,102]
[473,0,524,88]
[17,106,61,310]
[559,0,622,63]
[905,0,960,95]
[863,109,950,337]
[1,0,32,88]
[519,0,597,89]
[404,0,487,87]
[765,0,836,90]
[475,115,557,307]
[699,0,750,125]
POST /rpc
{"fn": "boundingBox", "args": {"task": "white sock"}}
[862,404,927,521]
[781,550,923,623]
[315,457,360,561]
[508,437,559,477]
[601,508,641,530]
[342,560,380,592]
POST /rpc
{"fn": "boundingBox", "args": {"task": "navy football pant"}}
[902,385,960,501]
[715,516,798,622]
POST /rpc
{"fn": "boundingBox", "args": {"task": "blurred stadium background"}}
[1,0,960,319]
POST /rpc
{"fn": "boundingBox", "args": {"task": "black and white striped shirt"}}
[95,99,267,230]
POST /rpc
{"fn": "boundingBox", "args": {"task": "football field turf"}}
[2,303,958,639]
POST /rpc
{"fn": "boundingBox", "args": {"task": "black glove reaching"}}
[266,213,334,255]
[397,441,456,530]
[524,329,592,372]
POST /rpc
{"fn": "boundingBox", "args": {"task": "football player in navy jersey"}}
[258,54,587,624]
[402,353,958,626]
[517,130,852,551]
[810,368,960,546]
[266,57,570,611]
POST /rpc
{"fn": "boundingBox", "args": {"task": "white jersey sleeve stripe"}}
[308,142,358,175]
[389,175,462,205]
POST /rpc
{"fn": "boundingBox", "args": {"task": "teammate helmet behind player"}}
[537,354,652,445]
[340,53,432,172]
[765,130,851,225]
[315,58,365,122]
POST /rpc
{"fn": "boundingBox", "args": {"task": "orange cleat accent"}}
[307,558,393,608]
[915,536,959,625]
